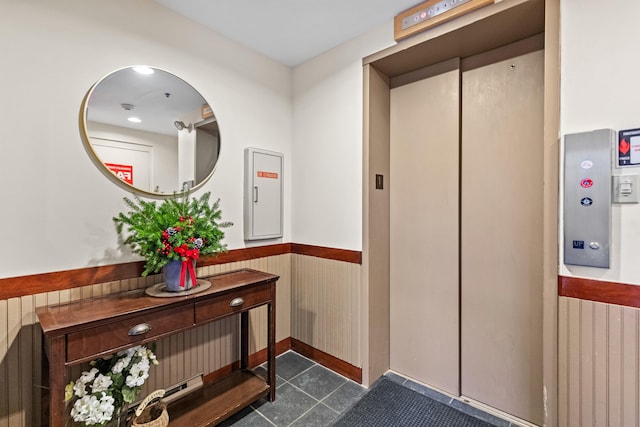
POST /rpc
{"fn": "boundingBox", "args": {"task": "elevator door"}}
[461,49,543,424]
[389,47,543,424]
[390,59,461,395]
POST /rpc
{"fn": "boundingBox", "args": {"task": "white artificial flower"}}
[112,355,132,374]
[119,346,139,358]
[71,393,116,425]
[85,395,101,424]
[96,393,115,423]
[71,395,95,422]
[126,358,150,387]
[68,345,157,424]
[91,373,113,393]
[73,380,88,398]
[78,367,99,385]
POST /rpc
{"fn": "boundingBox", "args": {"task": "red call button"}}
[580,178,593,188]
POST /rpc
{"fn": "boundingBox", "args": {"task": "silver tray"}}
[145,279,211,298]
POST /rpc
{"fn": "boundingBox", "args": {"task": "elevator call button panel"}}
[563,129,614,268]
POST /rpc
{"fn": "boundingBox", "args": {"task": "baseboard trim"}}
[203,337,363,386]
[203,338,291,386]
[291,338,363,383]
[247,338,293,368]
[203,361,241,385]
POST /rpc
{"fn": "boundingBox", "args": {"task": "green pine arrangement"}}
[113,192,232,276]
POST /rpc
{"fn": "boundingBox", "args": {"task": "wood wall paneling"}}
[559,296,640,427]
[559,275,640,427]
[290,244,362,264]
[290,254,362,368]
[0,243,360,300]
[559,275,640,309]
[0,300,7,427]
[0,245,361,425]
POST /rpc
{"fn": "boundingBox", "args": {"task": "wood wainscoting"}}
[0,243,362,426]
[291,253,363,372]
[0,243,361,300]
[558,275,640,427]
[207,336,363,385]
[559,275,640,309]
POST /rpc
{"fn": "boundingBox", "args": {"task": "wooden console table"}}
[36,268,278,427]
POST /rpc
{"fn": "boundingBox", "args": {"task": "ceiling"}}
[85,1,423,138]
[153,0,420,67]
[85,66,210,136]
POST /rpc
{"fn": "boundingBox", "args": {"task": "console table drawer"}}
[195,284,271,323]
[66,304,193,363]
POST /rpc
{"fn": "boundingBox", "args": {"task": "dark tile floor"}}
[219,351,514,427]
[219,351,366,426]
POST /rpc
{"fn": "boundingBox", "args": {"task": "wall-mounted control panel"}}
[563,129,614,268]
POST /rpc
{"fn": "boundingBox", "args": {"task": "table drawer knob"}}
[230,297,244,307]
[128,323,152,336]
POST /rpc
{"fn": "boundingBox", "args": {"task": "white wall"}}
[560,0,640,284]
[291,23,395,251]
[0,0,292,278]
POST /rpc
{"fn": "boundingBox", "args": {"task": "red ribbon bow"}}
[174,244,200,288]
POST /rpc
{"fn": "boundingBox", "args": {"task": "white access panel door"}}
[244,148,283,240]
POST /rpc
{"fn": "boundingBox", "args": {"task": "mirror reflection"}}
[81,66,220,196]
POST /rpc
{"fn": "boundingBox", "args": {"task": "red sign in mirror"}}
[106,163,133,185]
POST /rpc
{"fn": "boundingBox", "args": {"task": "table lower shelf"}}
[167,370,271,426]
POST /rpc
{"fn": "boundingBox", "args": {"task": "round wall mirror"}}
[80,66,220,197]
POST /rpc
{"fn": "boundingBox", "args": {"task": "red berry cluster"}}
[157,226,183,255]
[180,216,194,224]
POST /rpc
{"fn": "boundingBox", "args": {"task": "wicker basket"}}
[131,390,169,427]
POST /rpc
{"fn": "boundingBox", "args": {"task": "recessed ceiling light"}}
[128,117,142,123]
[132,66,154,75]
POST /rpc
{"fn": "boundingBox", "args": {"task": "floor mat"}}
[332,378,497,427]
